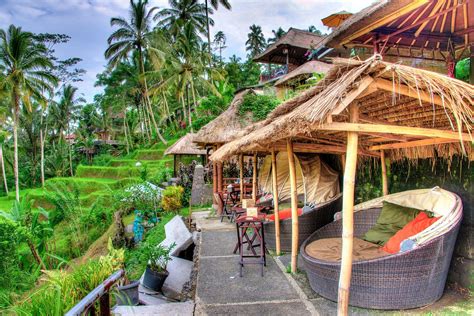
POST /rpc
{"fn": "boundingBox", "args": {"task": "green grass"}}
[76,165,142,179]
[133,149,165,161]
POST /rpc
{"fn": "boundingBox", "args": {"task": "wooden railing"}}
[65,269,125,316]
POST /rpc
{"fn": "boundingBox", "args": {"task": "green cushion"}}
[363,201,423,245]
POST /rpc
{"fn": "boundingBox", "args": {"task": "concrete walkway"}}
[194,219,317,315]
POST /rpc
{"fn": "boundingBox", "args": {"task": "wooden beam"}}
[331,76,374,115]
[239,154,244,202]
[415,0,445,37]
[287,139,298,274]
[369,137,463,151]
[271,149,281,256]
[252,153,257,201]
[319,122,472,141]
[380,150,389,196]
[337,104,359,316]
[340,0,429,45]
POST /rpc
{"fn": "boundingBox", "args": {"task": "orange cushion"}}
[382,212,439,254]
[267,208,303,221]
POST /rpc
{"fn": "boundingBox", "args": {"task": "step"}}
[113,301,194,316]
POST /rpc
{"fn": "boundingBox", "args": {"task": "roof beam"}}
[374,78,445,107]
[318,122,472,141]
[369,138,463,151]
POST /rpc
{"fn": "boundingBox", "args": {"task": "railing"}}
[259,66,288,83]
[65,269,125,316]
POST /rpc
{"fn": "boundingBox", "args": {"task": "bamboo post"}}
[239,154,244,202]
[287,139,298,273]
[252,153,258,201]
[212,147,217,203]
[380,150,389,196]
[337,104,359,315]
[217,145,223,193]
[340,154,346,171]
[271,149,281,255]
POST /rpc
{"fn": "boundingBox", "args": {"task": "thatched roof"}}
[211,56,473,162]
[322,0,473,59]
[164,133,207,156]
[194,89,254,147]
[275,61,333,86]
[254,28,325,65]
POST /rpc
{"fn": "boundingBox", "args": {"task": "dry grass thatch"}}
[211,56,473,162]
[275,60,334,87]
[164,133,207,156]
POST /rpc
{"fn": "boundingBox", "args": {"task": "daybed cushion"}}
[363,201,423,245]
[382,212,440,254]
[267,208,303,221]
[305,237,389,262]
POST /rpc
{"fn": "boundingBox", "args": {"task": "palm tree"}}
[104,0,167,144]
[52,85,84,176]
[204,0,231,57]
[0,25,57,202]
[157,0,211,37]
[246,24,266,57]
[267,27,286,44]
[213,31,226,63]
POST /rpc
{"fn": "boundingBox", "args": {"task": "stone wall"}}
[191,165,213,206]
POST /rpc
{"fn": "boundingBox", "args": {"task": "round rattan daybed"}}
[265,193,342,252]
[301,188,463,310]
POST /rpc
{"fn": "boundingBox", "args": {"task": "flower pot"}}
[116,280,140,305]
[142,266,169,292]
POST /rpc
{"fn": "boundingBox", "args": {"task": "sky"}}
[0,0,374,102]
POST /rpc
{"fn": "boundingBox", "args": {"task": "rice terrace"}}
[0,0,472,315]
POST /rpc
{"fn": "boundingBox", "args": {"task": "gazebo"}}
[211,56,472,314]
[164,133,207,176]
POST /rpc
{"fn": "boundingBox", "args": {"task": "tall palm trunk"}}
[27,239,47,271]
[40,129,45,188]
[12,89,20,202]
[123,111,130,154]
[0,145,8,194]
[67,123,73,177]
[138,47,167,144]
[205,0,212,62]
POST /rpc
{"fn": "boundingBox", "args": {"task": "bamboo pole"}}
[239,154,244,202]
[212,146,218,205]
[287,139,299,273]
[380,150,389,196]
[271,149,281,255]
[252,153,258,201]
[337,104,359,315]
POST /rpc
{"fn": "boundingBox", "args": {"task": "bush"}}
[239,94,281,122]
[161,186,184,213]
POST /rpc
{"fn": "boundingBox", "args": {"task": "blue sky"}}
[0,0,374,102]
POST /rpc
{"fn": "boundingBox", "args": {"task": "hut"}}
[274,61,333,99]
[164,133,207,176]
[315,0,474,80]
[211,56,472,313]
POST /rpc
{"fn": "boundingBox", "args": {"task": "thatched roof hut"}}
[164,133,206,156]
[319,0,473,62]
[275,60,333,87]
[254,28,325,65]
[194,89,255,147]
[211,56,473,162]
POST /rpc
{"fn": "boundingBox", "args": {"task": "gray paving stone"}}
[200,230,239,257]
[162,256,193,300]
[113,301,194,316]
[197,301,311,316]
[196,255,299,305]
[160,215,193,256]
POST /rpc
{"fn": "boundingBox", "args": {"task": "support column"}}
[271,149,281,255]
[337,104,359,316]
[173,155,177,177]
[287,139,298,273]
[217,145,223,193]
[252,153,258,200]
[380,150,389,196]
[239,154,244,202]
[470,45,474,84]
[212,147,217,195]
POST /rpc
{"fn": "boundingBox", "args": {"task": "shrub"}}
[239,94,281,122]
[161,186,184,213]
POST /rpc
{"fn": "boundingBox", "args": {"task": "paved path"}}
[194,225,317,315]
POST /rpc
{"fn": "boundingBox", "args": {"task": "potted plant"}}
[141,242,175,292]
[116,279,140,305]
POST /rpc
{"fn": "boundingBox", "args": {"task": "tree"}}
[0,25,57,201]
[104,0,167,144]
[204,0,231,59]
[157,0,211,37]
[213,31,226,63]
[246,24,266,58]
[267,27,286,44]
[307,25,325,36]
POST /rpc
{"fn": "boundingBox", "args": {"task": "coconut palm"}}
[267,27,286,44]
[213,31,226,63]
[0,25,57,201]
[246,24,266,57]
[204,0,231,57]
[104,0,167,144]
[156,0,211,37]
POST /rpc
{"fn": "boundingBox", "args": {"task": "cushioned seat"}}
[305,237,389,262]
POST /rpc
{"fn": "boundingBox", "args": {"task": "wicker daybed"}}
[265,193,342,252]
[301,188,463,310]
